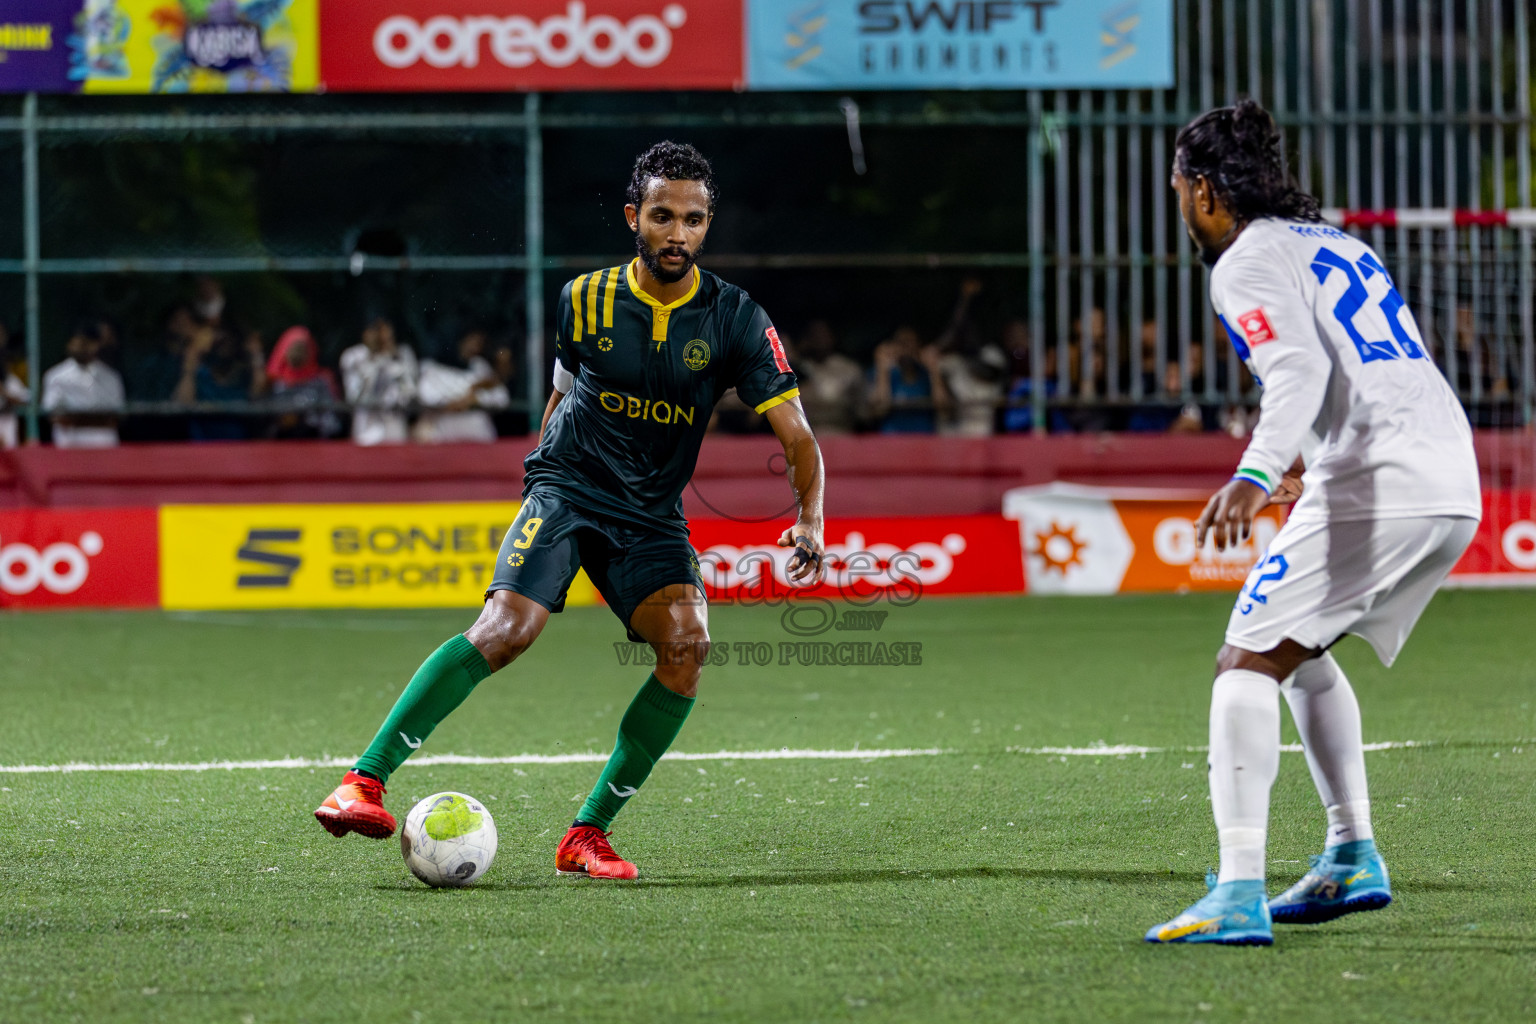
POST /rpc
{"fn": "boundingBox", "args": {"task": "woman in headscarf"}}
[267,326,342,439]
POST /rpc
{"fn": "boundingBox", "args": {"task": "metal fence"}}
[1,0,1531,442]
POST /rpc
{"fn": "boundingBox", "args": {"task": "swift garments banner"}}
[319,0,743,92]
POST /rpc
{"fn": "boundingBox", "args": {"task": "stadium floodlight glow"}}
[373,2,690,71]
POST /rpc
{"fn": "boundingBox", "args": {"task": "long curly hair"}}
[626,141,718,213]
[1175,99,1322,223]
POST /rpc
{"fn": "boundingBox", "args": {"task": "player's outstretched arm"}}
[765,398,826,586]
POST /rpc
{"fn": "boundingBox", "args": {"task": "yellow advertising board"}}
[78,0,318,95]
[159,502,598,610]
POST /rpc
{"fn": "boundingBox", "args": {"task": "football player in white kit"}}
[1146,100,1482,946]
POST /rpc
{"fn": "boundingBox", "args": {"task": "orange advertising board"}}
[1004,484,1286,595]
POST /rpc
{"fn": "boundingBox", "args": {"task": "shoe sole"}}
[1145,932,1274,946]
[314,809,395,840]
[1271,891,1392,925]
[555,865,639,880]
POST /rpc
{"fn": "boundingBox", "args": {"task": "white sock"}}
[1282,654,1374,849]
[1210,669,1281,885]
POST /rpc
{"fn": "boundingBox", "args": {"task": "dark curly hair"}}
[626,141,718,213]
[1175,99,1322,223]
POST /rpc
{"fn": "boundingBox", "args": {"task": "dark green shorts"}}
[486,489,704,641]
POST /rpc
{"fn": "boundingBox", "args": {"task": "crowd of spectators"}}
[0,275,1521,448]
[0,278,518,449]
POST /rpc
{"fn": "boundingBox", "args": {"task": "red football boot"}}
[555,825,639,879]
[314,770,396,839]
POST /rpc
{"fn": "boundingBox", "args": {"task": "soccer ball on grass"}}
[400,792,497,887]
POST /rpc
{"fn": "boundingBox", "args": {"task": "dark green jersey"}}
[523,260,799,536]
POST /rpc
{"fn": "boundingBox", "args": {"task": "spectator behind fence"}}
[1001,322,1067,433]
[174,326,268,441]
[793,320,863,435]
[935,279,1007,437]
[41,318,123,448]
[413,327,510,444]
[340,316,416,446]
[131,304,199,404]
[1126,319,1183,433]
[868,325,950,433]
[0,322,31,448]
[268,326,343,440]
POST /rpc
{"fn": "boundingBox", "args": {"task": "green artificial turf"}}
[1,591,1533,1023]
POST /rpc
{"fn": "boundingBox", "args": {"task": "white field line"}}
[0,741,1437,775]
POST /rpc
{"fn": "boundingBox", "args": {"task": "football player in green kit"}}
[315,142,827,879]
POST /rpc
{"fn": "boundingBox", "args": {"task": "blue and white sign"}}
[747,1,1173,90]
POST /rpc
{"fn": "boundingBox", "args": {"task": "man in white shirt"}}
[1145,101,1481,946]
[41,320,125,449]
[412,329,511,444]
[340,316,417,446]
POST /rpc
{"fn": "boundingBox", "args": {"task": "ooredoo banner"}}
[0,507,159,609]
[319,0,743,92]
[688,515,1025,601]
[1448,490,1536,585]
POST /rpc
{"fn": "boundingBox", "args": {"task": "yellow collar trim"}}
[626,259,700,312]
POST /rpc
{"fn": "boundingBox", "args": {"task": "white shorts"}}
[1225,515,1478,667]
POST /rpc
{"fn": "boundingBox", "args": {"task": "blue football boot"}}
[1145,880,1273,946]
[1268,840,1392,924]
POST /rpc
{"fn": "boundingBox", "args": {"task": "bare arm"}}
[764,397,826,585]
[538,388,566,441]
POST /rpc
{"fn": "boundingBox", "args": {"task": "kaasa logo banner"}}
[74,0,318,94]
[747,0,1173,90]
[320,0,742,92]
[159,502,599,610]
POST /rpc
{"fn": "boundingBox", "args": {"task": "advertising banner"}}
[1003,483,1285,595]
[1448,491,1536,585]
[747,0,1173,90]
[159,502,599,610]
[3,0,319,94]
[688,514,1025,602]
[319,0,742,93]
[0,507,159,609]
[0,2,76,92]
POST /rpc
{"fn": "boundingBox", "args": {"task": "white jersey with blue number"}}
[1211,218,1482,524]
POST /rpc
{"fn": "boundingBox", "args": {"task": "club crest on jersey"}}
[683,338,711,371]
[1236,307,1278,346]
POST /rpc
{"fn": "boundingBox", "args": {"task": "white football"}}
[399,791,498,888]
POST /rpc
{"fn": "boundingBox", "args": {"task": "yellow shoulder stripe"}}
[603,265,621,329]
[754,388,801,414]
[586,269,601,335]
[571,273,589,342]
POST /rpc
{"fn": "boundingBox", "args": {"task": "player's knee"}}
[651,628,710,670]
[467,617,542,672]
[1214,644,1250,676]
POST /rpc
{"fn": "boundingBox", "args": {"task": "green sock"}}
[354,634,492,783]
[576,674,694,830]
